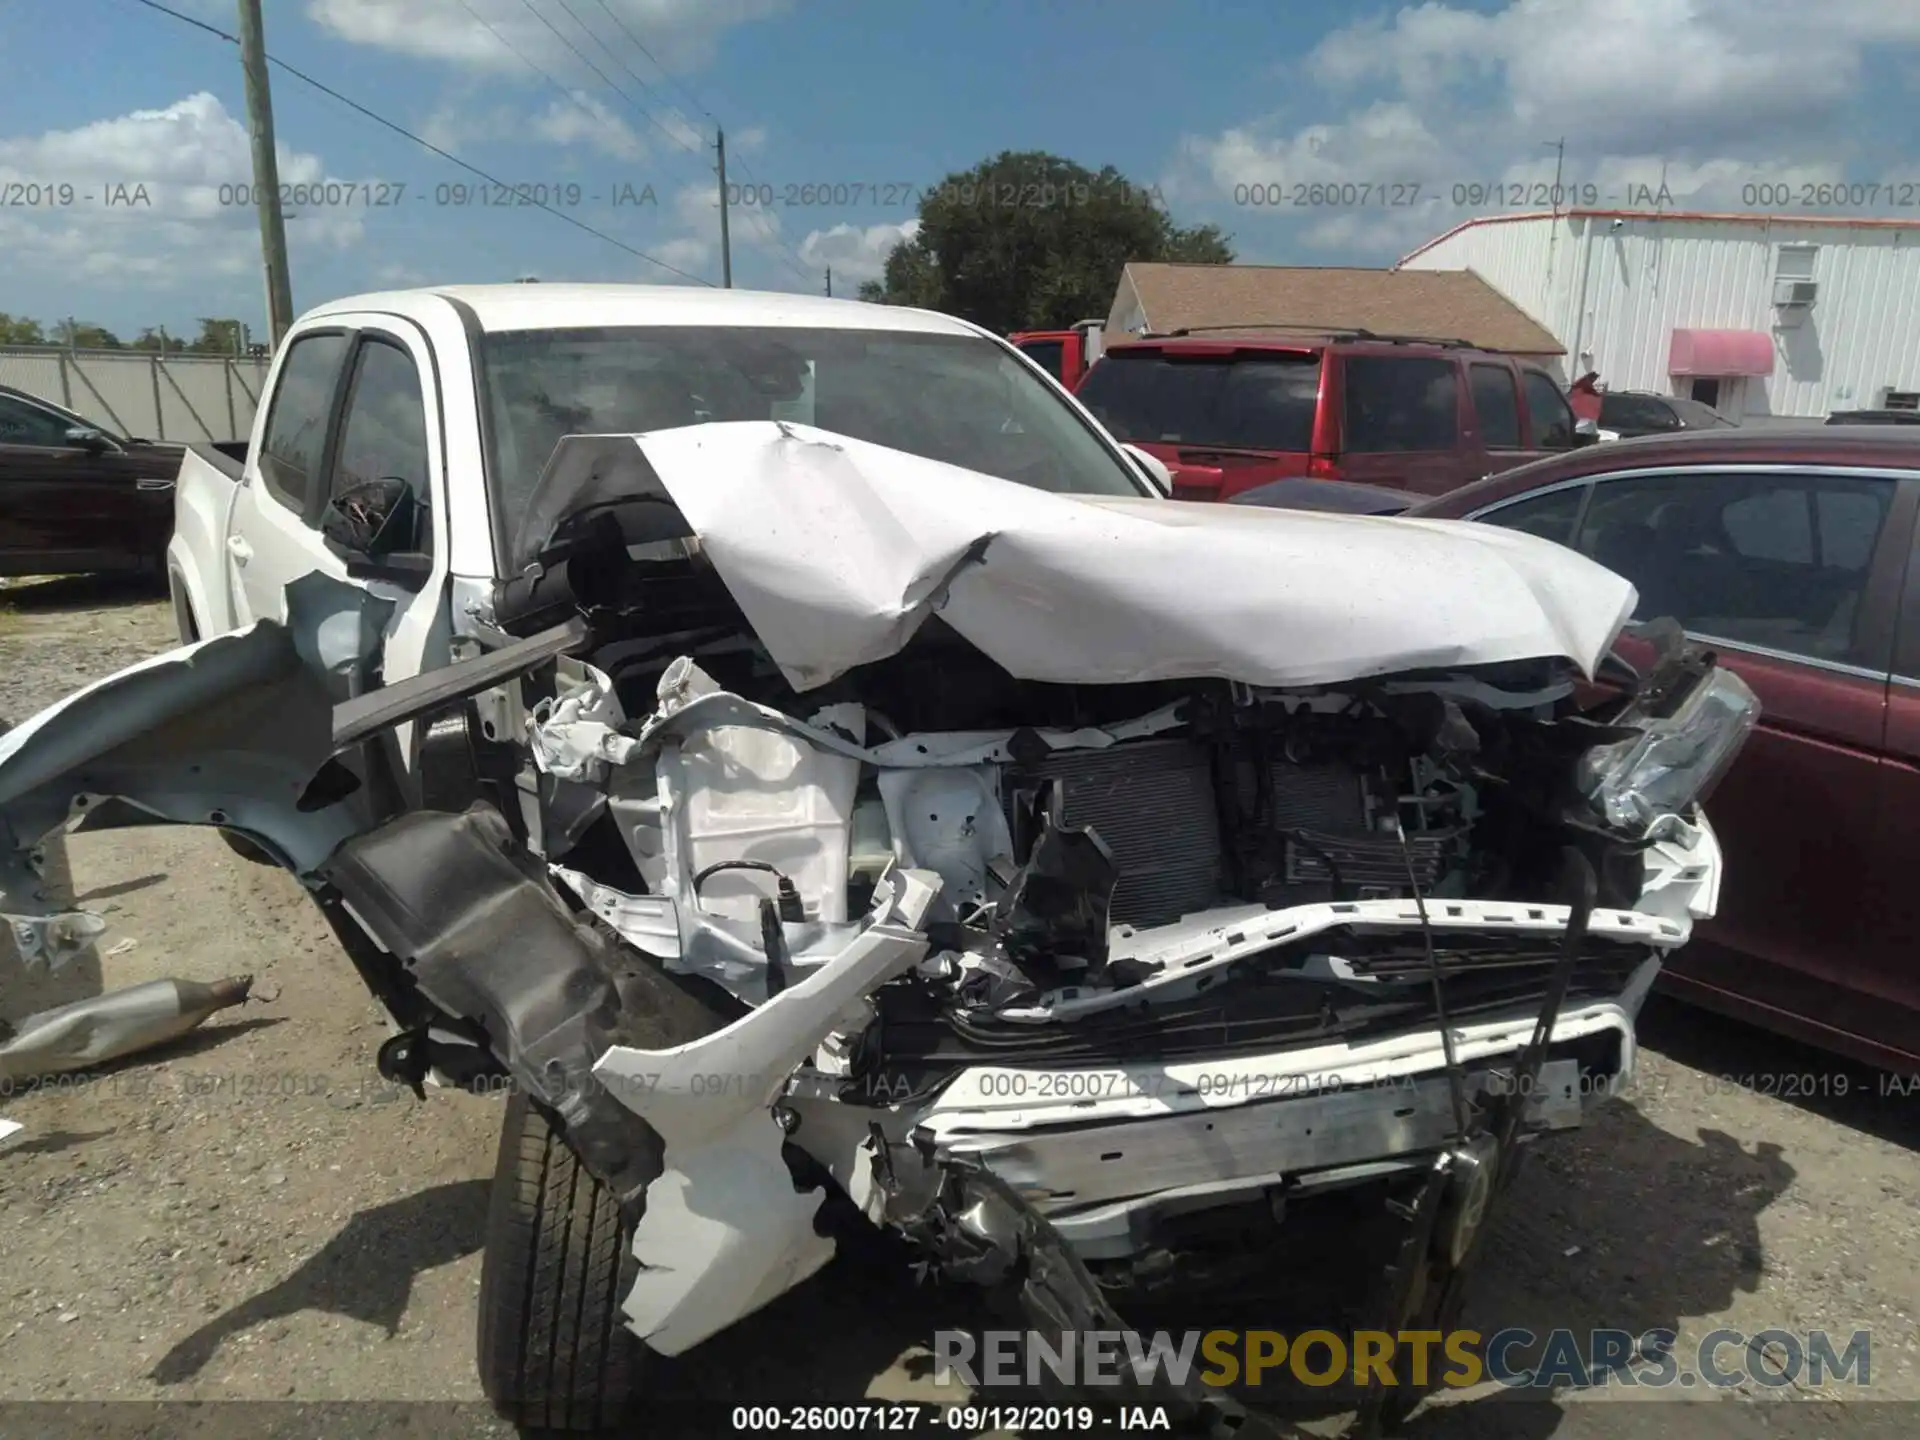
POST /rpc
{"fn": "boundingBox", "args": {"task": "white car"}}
[0,285,1754,1430]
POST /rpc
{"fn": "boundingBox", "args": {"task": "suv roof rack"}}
[1148,323,1480,349]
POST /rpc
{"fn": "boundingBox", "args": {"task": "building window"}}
[1883,390,1920,411]
[1775,244,1819,280]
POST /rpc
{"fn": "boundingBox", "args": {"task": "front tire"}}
[476,1090,648,1432]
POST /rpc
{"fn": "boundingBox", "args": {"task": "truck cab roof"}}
[303,283,985,338]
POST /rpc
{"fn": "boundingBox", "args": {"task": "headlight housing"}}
[1576,664,1759,831]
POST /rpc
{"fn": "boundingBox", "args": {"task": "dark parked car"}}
[0,384,182,577]
[1073,327,1594,502]
[1827,409,1920,426]
[1406,428,1920,1071]
[1598,389,1740,437]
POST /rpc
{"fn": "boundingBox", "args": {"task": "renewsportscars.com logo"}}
[932,1327,1872,1391]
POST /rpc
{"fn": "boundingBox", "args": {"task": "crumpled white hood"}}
[619,421,1637,692]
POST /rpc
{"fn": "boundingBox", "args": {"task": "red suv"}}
[1073,327,1591,502]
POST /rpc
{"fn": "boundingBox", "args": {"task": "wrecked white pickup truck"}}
[0,286,1756,1432]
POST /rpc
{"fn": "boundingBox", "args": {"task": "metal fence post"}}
[57,351,72,409]
[149,351,165,440]
[224,360,238,441]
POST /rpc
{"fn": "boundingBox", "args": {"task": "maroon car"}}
[1072,328,1591,502]
[0,383,182,577]
[1406,426,1920,1071]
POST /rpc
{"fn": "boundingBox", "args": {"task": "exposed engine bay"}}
[0,420,1757,1430]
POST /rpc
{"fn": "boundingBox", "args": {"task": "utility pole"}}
[238,0,294,348]
[825,267,832,297]
[715,127,733,288]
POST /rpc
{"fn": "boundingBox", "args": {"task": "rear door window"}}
[1568,470,1897,666]
[1074,350,1320,451]
[1468,363,1522,449]
[259,332,349,516]
[1343,356,1459,453]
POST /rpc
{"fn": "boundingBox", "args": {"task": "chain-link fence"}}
[0,346,271,443]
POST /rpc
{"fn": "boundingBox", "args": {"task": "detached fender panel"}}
[0,602,386,968]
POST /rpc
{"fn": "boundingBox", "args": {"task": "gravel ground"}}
[0,575,1915,1439]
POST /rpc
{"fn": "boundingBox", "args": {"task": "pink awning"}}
[1668,328,1774,377]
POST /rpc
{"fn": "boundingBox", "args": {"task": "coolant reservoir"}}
[679,704,863,924]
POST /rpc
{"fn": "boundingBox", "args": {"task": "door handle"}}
[226,534,253,565]
[136,477,174,491]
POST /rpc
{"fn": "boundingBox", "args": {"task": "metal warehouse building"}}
[1397,210,1920,425]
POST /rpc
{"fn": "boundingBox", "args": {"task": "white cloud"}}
[797,219,918,285]
[1305,0,1920,152]
[649,235,714,280]
[307,0,788,76]
[418,98,524,154]
[1175,0,1920,259]
[531,93,646,160]
[0,92,365,284]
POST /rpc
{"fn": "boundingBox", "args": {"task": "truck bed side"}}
[166,444,247,643]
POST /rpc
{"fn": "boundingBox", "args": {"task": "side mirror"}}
[65,426,108,453]
[321,477,432,587]
[1123,443,1173,496]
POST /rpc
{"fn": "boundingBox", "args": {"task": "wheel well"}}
[169,571,200,643]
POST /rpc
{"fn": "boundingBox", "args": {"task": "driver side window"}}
[329,337,433,556]
[0,395,74,448]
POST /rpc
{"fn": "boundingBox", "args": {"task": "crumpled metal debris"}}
[0,974,254,1079]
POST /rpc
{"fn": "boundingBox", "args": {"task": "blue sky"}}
[3,0,1919,338]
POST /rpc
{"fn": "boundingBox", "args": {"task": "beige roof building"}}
[1104,262,1564,356]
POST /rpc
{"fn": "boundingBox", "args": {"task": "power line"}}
[452,0,708,196]
[123,0,715,285]
[589,0,718,125]
[515,0,700,158]
[469,4,810,293]
[555,0,704,153]
[573,4,817,288]
[453,0,596,115]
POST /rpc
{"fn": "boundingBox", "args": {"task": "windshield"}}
[1075,349,1321,452]
[478,324,1143,551]
[1599,393,1679,431]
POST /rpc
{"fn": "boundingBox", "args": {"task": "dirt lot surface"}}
[0,576,1915,1439]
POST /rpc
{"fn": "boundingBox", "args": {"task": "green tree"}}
[68,322,123,349]
[0,313,47,345]
[188,318,245,354]
[858,150,1233,333]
